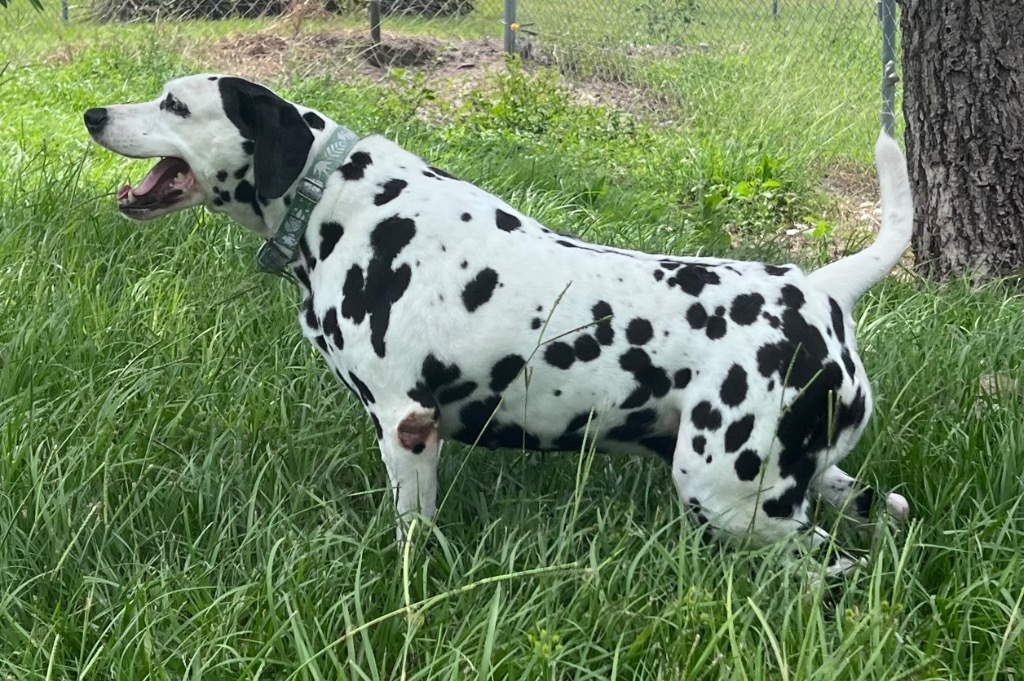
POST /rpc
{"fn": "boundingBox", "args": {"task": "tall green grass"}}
[1,8,1023,680]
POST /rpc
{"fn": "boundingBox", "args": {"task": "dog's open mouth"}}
[117,157,197,217]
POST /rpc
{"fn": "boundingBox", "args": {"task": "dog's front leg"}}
[376,403,441,541]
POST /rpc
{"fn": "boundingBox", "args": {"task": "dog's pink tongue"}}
[117,185,131,201]
[133,158,180,196]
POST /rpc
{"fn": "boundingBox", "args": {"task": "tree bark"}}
[899,0,1024,281]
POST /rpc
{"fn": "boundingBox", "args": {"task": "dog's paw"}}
[885,492,909,522]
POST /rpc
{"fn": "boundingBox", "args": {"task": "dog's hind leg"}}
[374,401,442,540]
[813,465,909,523]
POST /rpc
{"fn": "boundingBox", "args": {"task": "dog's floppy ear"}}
[219,77,314,200]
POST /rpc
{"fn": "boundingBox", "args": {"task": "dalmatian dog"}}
[84,75,911,574]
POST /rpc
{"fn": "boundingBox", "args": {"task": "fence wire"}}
[14,0,895,159]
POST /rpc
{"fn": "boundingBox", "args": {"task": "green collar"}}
[256,125,360,274]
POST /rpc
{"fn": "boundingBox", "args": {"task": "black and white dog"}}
[84,75,911,574]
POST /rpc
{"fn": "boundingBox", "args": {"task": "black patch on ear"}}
[302,111,326,130]
[219,77,314,200]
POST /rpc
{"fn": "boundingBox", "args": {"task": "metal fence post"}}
[370,0,382,48]
[61,0,68,22]
[503,0,517,55]
[880,0,897,137]
[771,0,778,20]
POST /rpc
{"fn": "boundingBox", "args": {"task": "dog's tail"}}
[807,131,912,311]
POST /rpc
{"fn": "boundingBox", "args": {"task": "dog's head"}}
[84,74,324,236]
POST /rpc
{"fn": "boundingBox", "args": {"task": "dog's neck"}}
[247,116,357,272]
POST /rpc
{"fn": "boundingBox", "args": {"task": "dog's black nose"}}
[83,107,108,134]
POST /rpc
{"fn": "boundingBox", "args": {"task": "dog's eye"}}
[161,94,190,118]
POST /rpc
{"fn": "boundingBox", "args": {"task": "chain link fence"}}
[37,0,897,158]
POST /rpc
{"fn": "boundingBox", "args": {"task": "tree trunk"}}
[899,0,1024,281]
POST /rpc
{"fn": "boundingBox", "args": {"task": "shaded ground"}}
[196,26,681,123]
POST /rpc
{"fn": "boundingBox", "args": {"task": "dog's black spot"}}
[349,372,375,405]
[365,217,415,357]
[208,76,218,81]
[453,395,540,450]
[461,212,472,222]
[438,380,478,405]
[218,189,231,203]
[765,264,790,277]
[322,307,344,350]
[319,220,344,261]
[829,297,846,344]
[375,179,408,206]
[553,410,595,451]
[370,413,383,439]
[495,208,522,233]
[490,354,526,392]
[302,297,318,330]
[530,318,542,330]
[667,265,721,296]
[730,293,765,326]
[213,197,224,207]
[724,414,755,453]
[293,263,311,291]
[462,268,500,312]
[339,217,415,357]
[734,450,762,481]
[314,335,329,353]
[706,315,728,340]
[340,151,372,180]
[342,265,367,323]
[545,342,575,370]
[779,284,805,310]
[234,164,250,180]
[607,408,657,442]
[592,301,615,345]
[692,435,706,455]
[573,334,601,362]
[407,386,440,416]
[421,354,461,391]
[216,170,228,182]
[841,349,857,378]
[242,140,255,155]
[719,364,748,407]
[674,368,692,389]
[691,401,722,431]
[302,111,325,130]
[234,180,263,218]
[686,303,708,330]
[626,318,654,346]
[411,443,425,454]
[653,270,665,281]
[429,166,456,179]
[619,348,671,409]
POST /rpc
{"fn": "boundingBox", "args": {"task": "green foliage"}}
[634,0,701,44]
